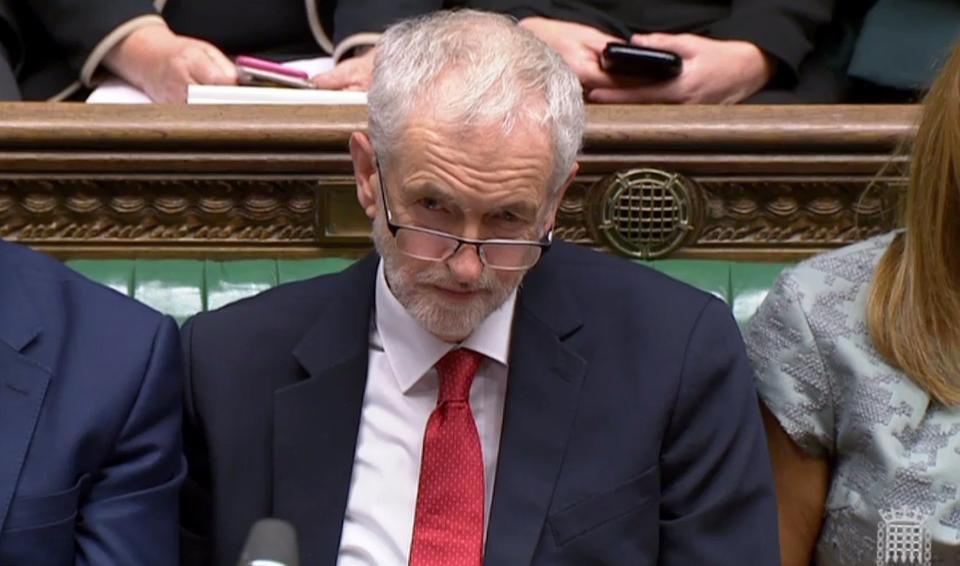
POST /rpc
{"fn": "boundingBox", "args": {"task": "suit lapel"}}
[272,255,378,566]
[271,247,588,564]
[0,253,50,532]
[484,256,587,565]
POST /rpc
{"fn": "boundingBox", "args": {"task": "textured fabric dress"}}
[747,231,960,566]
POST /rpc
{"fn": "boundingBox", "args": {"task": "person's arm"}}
[518,17,649,93]
[591,0,835,102]
[469,0,555,21]
[311,0,445,90]
[25,0,235,101]
[745,268,838,565]
[75,316,186,566]
[658,298,780,565]
[706,0,836,89]
[311,47,376,91]
[518,15,775,104]
[101,22,236,102]
[763,406,830,566]
[587,32,776,103]
[24,0,158,77]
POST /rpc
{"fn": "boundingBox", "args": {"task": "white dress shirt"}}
[337,261,516,565]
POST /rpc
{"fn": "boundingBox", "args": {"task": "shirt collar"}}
[374,260,517,394]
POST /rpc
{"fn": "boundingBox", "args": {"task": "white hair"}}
[367,9,585,196]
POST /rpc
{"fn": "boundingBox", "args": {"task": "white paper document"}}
[185,85,366,104]
[85,78,153,103]
[85,57,366,105]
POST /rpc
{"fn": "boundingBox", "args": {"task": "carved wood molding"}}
[0,104,917,260]
[0,176,318,246]
[0,173,904,261]
[558,175,903,260]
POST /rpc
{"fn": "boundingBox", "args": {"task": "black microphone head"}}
[237,518,299,566]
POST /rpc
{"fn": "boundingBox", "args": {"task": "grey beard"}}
[372,214,519,341]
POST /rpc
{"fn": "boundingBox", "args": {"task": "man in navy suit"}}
[0,241,184,565]
[180,10,779,565]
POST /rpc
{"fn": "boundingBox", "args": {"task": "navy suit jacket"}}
[0,242,184,565]
[180,242,780,565]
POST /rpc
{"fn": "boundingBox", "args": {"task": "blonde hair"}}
[868,42,960,405]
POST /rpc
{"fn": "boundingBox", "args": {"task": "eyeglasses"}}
[376,159,552,271]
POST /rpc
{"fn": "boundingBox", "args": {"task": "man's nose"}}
[446,244,484,284]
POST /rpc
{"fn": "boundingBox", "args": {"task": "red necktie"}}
[409,349,485,566]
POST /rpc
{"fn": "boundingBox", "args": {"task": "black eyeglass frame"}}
[375,158,553,271]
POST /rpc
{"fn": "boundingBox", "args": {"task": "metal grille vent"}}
[587,169,703,259]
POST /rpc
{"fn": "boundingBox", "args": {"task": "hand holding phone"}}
[601,43,682,81]
[235,55,315,89]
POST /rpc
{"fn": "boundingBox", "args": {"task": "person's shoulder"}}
[185,256,375,346]
[539,242,723,336]
[545,241,718,305]
[0,240,165,327]
[196,263,357,321]
[779,231,896,301]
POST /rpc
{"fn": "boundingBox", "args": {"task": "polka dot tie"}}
[409,349,485,566]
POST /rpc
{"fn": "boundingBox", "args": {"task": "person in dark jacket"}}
[179,11,779,566]
[0,0,455,101]
[478,0,843,103]
[0,240,184,564]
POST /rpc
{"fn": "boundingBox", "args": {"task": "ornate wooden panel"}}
[0,103,916,260]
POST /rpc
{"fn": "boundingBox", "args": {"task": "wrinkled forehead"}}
[383,65,552,143]
[384,100,555,165]
[385,114,555,190]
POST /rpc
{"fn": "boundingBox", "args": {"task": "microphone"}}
[237,518,300,566]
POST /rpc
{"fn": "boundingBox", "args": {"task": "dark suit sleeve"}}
[0,0,21,70]
[658,298,780,565]
[75,316,186,566]
[705,0,835,86]
[179,317,216,566]
[466,0,556,21]
[24,0,157,70]
[332,0,448,45]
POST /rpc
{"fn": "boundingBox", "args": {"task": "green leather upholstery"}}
[65,258,790,328]
[650,260,791,327]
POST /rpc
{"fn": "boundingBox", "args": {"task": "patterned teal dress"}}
[746,232,960,566]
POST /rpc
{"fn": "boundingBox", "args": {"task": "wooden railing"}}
[0,103,917,260]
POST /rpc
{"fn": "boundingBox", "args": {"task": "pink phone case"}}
[234,55,308,79]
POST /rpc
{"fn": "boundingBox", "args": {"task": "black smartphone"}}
[601,43,683,80]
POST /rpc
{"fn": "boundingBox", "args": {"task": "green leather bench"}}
[64,257,790,328]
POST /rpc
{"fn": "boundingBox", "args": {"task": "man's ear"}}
[544,163,578,229]
[350,131,379,219]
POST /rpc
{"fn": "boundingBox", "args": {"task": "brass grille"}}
[587,169,703,259]
[611,181,682,247]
